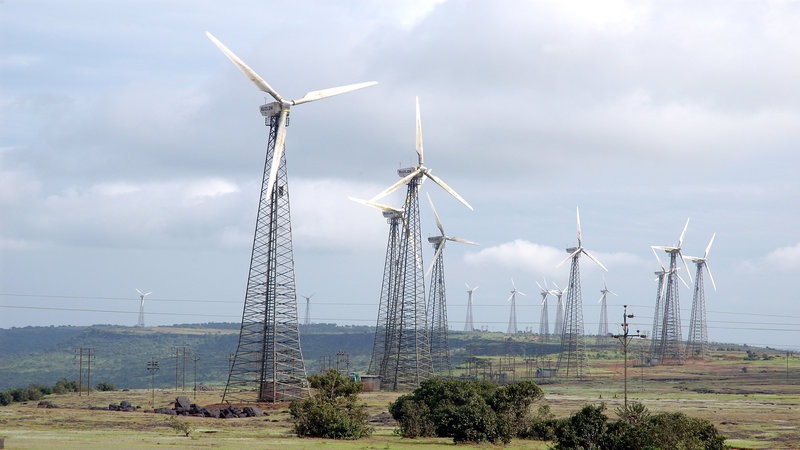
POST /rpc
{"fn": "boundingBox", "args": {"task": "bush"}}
[166,416,195,437]
[0,391,11,406]
[52,378,79,394]
[95,381,117,392]
[290,370,372,439]
[389,378,544,444]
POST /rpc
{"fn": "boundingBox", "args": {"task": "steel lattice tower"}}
[553,288,565,337]
[223,116,308,403]
[539,280,551,342]
[206,32,376,403]
[653,249,685,364]
[382,175,433,390]
[686,233,716,358]
[506,281,525,335]
[464,284,477,332]
[556,208,607,378]
[649,268,667,358]
[557,249,588,377]
[302,295,312,326]
[367,210,402,377]
[685,262,707,357]
[651,219,691,365]
[427,236,451,376]
[596,280,615,344]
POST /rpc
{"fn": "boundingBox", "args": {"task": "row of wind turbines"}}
[202,28,716,401]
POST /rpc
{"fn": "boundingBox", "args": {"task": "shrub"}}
[290,369,372,439]
[52,378,79,394]
[166,416,195,437]
[0,391,11,406]
[95,381,117,392]
[388,378,544,444]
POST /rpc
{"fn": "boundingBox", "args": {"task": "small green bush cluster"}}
[389,378,544,444]
[529,402,726,450]
[0,378,80,406]
[290,369,373,440]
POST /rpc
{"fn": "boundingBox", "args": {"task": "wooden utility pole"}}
[611,305,646,410]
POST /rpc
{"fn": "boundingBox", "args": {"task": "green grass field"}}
[1,349,797,449]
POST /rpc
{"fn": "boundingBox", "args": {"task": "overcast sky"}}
[1,0,798,350]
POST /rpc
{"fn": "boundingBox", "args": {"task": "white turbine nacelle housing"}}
[260,101,284,117]
[398,167,417,177]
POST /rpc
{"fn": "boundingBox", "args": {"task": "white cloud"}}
[762,243,800,271]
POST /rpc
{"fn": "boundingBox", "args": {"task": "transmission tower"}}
[207,32,375,403]
[464,284,478,332]
[686,233,716,357]
[556,208,607,378]
[651,219,691,365]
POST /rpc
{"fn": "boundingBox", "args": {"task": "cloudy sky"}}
[2,0,798,350]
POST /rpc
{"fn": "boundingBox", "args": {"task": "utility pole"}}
[788,352,793,383]
[147,359,159,407]
[193,353,200,397]
[174,345,188,391]
[75,347,94,397]
[611,305,647,410]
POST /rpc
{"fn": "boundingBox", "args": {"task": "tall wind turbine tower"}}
[551,283,567,337]
[651,218,692,365]
[536,280,551,342]
[206,32,376,402]
[506,279,526,334]
[464,284,478,332]
[686,233,717,357]
[426,194,478,376]
[596,279,616,343]
[649,249,669,358]
[350,199,404,379]
[302,294,314,326]
[556,208,608,378]
[136,289,151,328]
[369,97,472,390]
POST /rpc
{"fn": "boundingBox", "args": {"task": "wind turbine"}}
[686,233,717,357]
[464,283,478,332]
[366,97,472,391]
[550,282,568,337]
[302,294,314,326]
[536,279,551,341]
[351,198,405,378]
[426,193,478,376]
[507,279,526,334]
[136,289,151,328]
[597,278,617,340]
[206,32,377,403]
[651,218,691,365]
[556,207,607,378]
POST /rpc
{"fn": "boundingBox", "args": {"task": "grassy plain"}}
[0,348,797,449]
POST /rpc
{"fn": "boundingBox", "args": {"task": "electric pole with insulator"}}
[611,305,647,410]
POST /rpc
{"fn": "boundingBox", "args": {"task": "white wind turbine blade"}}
[206,32,283,102]
[576,206,582,247]
[517,289,527,297]
[507,293,515,302]
[678,217,690,248]
[679,252,693,285]
[705,262,717,291]
[704,232,716,258]
[465,282,472,290]
[415,96,424,165]
[426,240,446,277]
[369,168,421,202]
[136,288,143,296]
[582,249,609,272]
[598,294,605,303]
[427,192,444,235]
[348,197,404,214]
[264,108,289,202]
[652,247,666,271]
[556,248,581,268]
[292,81,378,106]
[423,171,473,211]
[448,236,479,246]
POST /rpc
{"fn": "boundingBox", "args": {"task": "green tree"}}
[389,378,544,444]
[95,381,117,391]
[290,370,372,439]
[0,391,11,406]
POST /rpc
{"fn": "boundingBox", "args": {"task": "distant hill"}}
[0,323,759,392]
